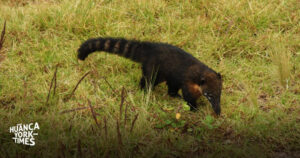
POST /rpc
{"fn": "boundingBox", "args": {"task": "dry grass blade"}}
[104,116,107,140]
[119,87,126,120]
[46,66,58,104]
[0,21,6,51]
[102,77,118,95]
[77,139,82,158]
[60,106,89,114]
[53,65,58,96]
[69,71,90,99]
[88,99,101,129]
[116,119,123,146]
[59,142,66,158]
[124,100,129,127]
[130,114,139,133]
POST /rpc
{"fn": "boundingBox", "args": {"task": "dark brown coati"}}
[78,37,222,115]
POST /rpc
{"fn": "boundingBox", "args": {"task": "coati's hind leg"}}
[139,76,158,90]
[167,81,181,98]
[140,64,164,91]
[140,74,163,90]
[139,77,146,90]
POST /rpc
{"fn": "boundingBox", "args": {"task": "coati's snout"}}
[200,72,222,115]
[203,91,221,115]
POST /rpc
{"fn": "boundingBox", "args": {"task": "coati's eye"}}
[199,78,205,85]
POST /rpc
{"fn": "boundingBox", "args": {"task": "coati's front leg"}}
[167,81,181,98]
[182,85,199,111]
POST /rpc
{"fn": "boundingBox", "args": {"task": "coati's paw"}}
[188,104,198,111]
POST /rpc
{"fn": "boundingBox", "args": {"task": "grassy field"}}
[0,0,299,157]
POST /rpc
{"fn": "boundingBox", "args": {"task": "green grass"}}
[0,0,299,157]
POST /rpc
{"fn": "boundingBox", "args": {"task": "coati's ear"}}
[217,73,222,79]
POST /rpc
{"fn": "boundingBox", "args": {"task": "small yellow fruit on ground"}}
[176,113,181,120]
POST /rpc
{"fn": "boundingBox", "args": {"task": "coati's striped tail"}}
[78,37,146,62]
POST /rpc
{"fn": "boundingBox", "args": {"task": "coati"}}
[78,37,222,115]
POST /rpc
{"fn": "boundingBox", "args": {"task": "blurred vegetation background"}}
[0,0,299,157]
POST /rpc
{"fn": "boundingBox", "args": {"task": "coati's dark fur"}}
[78,37,222,115]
